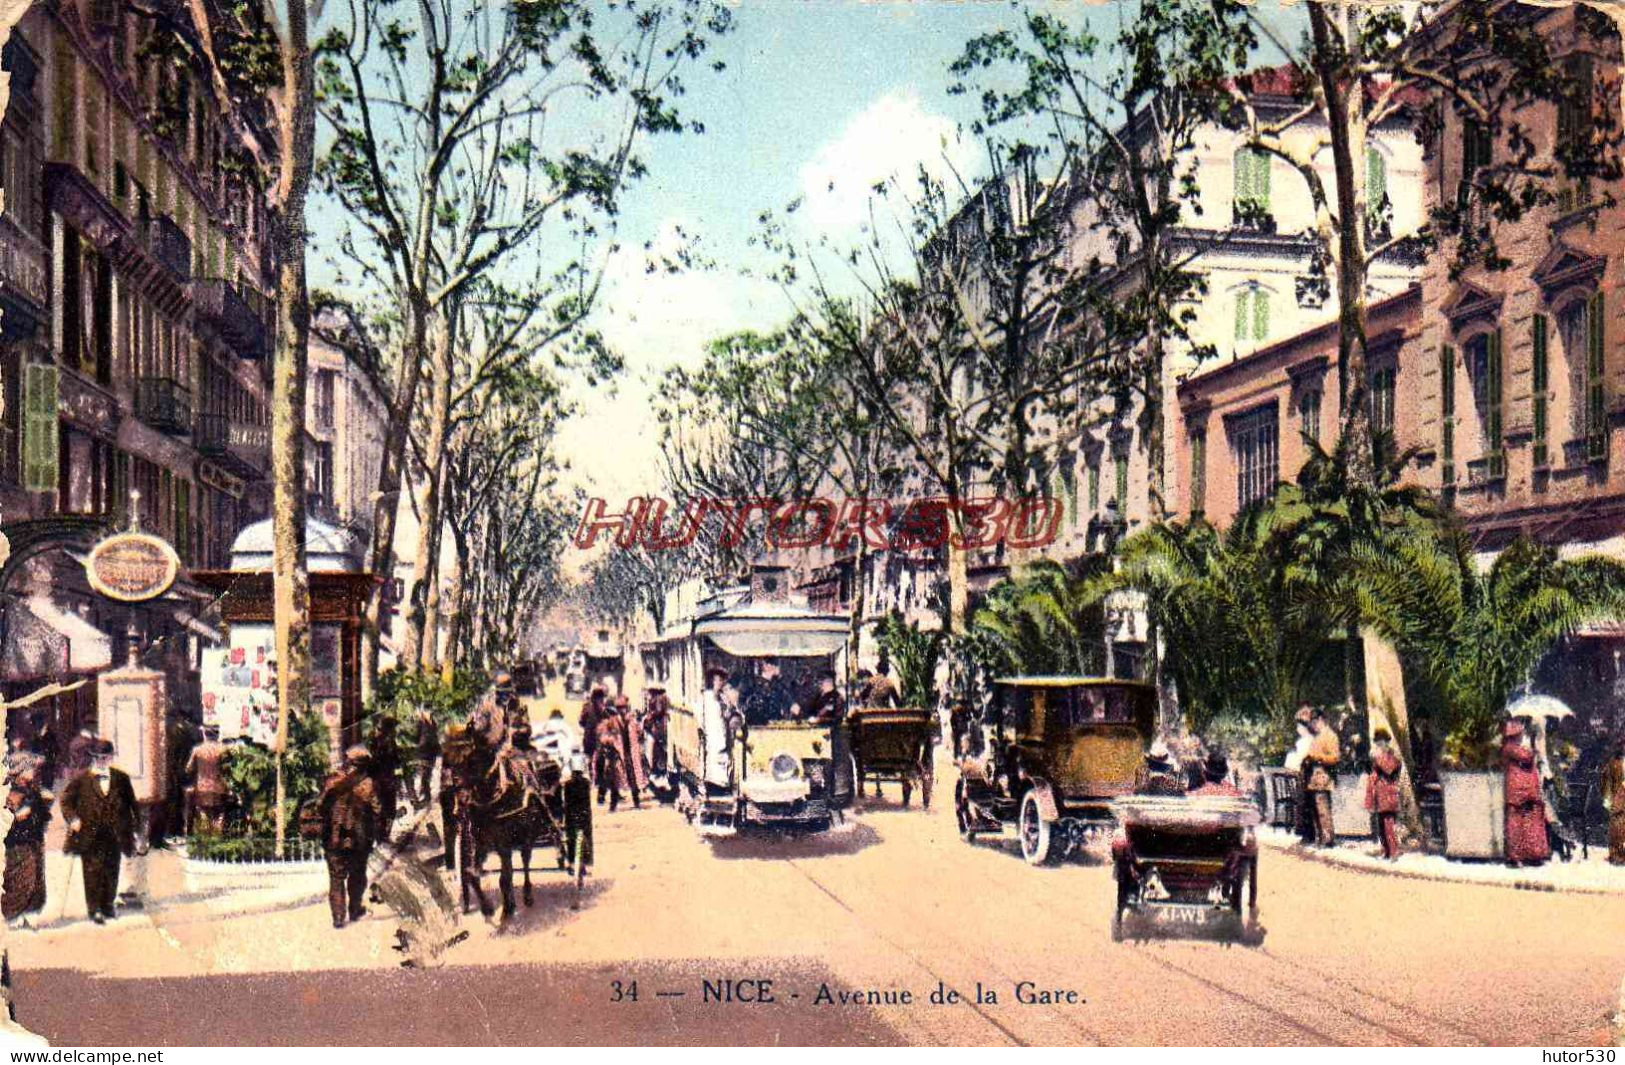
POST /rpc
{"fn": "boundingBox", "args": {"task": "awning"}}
[706,630,847,658]
[2,597,113,678]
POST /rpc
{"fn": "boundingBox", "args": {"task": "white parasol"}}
[1505,692,1574,720]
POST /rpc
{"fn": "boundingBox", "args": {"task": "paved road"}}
[10,682,1625,1046]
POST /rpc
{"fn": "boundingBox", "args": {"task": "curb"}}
[1261,834,1625,897]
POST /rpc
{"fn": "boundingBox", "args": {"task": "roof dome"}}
[229,517,363,573]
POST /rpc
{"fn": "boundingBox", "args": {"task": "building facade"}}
[0,0,277,754]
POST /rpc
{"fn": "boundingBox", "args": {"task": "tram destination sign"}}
[85,532,181,603]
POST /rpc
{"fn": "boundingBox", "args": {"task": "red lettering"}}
[1004,497,1063,549]
[893,498,950,551]
[949,499,1010,550]
[645,498,707,551]
[830,498,893,551]
[573,497,649,550]
[771,499,836,549]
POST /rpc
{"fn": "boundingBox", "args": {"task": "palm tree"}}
[1350,529,1625,767]
[967,558,1108,678]
[1111,512,1333,734]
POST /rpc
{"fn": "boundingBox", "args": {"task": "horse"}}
[441,708,566,920]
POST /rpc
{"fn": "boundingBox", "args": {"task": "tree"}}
[1227,1,1619,485]
[313,0,734,688]
[1351,529,1625,767]
[967,558,1108,677]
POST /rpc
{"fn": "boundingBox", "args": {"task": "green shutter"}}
[1087,461,1099,511]
[1254,151,1270,213]
[1588,290,1607,462]
[1533,314,1549,468]
[1253,288,1270,341]
[1114,453,1128,509]
[1487,329,1504,477]
[1234,289,1250,342]
[1441,345,1455,487]
[1367,147,1387,208]
[22,364,59,492]
[1234,149,1251,214]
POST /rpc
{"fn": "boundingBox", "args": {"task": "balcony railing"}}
[195,412,270,477]
[135,377,191,435]
[140,212,191,283]
[194,279,268,360]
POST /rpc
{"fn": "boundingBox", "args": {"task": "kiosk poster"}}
[11,0,1625,1054]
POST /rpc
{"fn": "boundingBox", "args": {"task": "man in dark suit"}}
[318,745,382,929]
[60,739,138,924]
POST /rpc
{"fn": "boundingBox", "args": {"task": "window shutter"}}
[1190,432,1206,516]
[1588,290,1607,462]
[1487,329,1504,477]
[1234,289,1250,342]
[1115,453,1129,510]
[1087,462,1099,511]
[1253,288,1270,342]
[1440,345,1456,487]
[22,363,59,492]
[1532,314,1549,468]
[1255,151,1270,213]
[1233,149,1251,213]
[1367,147,1387,208]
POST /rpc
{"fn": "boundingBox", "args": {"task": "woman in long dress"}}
[3,762,52,927]
[1602,738,1625,866]
[1502,720,1550,867]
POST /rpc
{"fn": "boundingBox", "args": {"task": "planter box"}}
[1331,775,1374,838]
[1441,770,1504,860]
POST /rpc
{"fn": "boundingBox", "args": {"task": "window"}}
[21,362,58,492]
[1368,365,1396,435]
[312,440,333,503]
[1560,299,1590,438]
[1114,451,1129,510]
[1366,147,1387,210]
[1440,344,1457,488]
[1465,329,1504,473]
[1233,148,1271,221]
[1228,403,1279,508]
[1298,387,1322,444]
[1533,314,1550,467]
[1234,286,1270,344]
[1087,458,1100,512]
[1189,430,1206,516]
[313,369,336,432]
[1557,54,1596,210]
[1462,117,1493,179]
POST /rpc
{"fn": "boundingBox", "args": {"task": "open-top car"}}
[955,677,1154,864]
[1110,793,1261,943]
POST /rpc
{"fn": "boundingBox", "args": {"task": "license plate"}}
[1156,905,1212,925]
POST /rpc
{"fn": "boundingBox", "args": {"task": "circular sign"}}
[85,532,181,602]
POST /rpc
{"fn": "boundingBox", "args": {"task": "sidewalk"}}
[1260,826,1625,895]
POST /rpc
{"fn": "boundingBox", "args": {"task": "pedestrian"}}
[184,725,230,834]
[317,744,382,929]
[615,695,646,809]
[1502,720,1551,868]
[642,687,670,778]
[162,714,198,844]
[563,752,593,875]
[65,727,98,774]
[59,739,138,925]
[701,668,733,795]
[1365,728,1403,860]
[580,686,607,768]
[371,716,402,839]
[1285,706,1316,843]
[1601,737,1625,865]
[863,663,901,709]
[3,761,52,928]
[1304,708,1341,847]
[594,713,626,811]
[1190,749,1244,797]
[413,707,440,808]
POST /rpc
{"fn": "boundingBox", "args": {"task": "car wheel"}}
[1019,789,1054,866]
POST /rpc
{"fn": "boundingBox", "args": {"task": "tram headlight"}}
[770,753,800,781]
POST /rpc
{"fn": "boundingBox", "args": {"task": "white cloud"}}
[796,90,976,245]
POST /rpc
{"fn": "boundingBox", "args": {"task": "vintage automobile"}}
[1110,793,1261,943]
[954,677,1154,864]
[648,585,852,836]
[848,705,934,808]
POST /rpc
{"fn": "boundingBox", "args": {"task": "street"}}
[8,684,1624,1047]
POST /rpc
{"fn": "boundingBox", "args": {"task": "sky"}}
[553,1,1063,502]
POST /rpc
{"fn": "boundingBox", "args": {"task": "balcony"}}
[134,377,192,436]
[140,212,191,283]
[196,412,270,478]
[194,279,268,360]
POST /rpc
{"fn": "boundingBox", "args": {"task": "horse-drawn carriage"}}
[1110,793,1261,943]
[440,709,579,919]
[847,706,934,808]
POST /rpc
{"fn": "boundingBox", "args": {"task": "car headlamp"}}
[771,753,799,781]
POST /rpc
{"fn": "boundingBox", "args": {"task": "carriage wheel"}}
[850,754,864,810]
[955,779,976,842]
[1019,790,1055,866]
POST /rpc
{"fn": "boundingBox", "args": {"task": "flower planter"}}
[1441,770,1504,860]
[1331,774,1374,838]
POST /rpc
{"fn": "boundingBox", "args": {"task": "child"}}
[1365,728,1403,860]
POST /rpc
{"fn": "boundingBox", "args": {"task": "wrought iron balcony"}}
[135,377,192,435]
[141,212,191,283]
[194,279,269,360]
[195,412,270,477]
